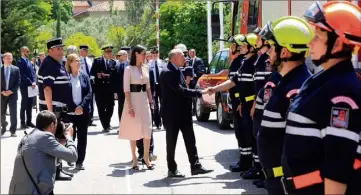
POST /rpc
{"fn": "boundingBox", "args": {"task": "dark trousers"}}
[265,178,285,195]
[95,91,114,130]
[152,84,162,128]
[89,93,95,123]
[69,113,89,165]
[20,87,33,125]
[288,184,323,195]
[231,99,243,160]
[136,131,154,158]
[252,110,262,169]
[240,101,254,167]
[1,95,17,133]
[164,117,200,172]
[117,93,125,122]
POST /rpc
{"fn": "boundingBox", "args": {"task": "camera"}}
[54,107,70,139]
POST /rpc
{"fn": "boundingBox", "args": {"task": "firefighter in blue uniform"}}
[208,33,258,173]
[242,27,272,180]
[38,37,74,181]
[281,2,361,195]
[227,35,245,172]
[256,16,313,195]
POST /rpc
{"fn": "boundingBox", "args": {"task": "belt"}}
[130,84,146,92]
[280,170,323,194]
[245,95,255,102]
[262,166,284,179]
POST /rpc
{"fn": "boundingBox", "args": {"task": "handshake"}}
[200,87,217,95]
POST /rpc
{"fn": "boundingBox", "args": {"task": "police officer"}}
[256,16,313,195]
[208,33,258,173]
[38,37,74,180]
[281,2,361,195]
[243,27,272,180]
[226,34,244,172]
[90,45,117,132]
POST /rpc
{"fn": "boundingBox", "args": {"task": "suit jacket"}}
[1,65,21,100]
[80,56,93,77]
[160,62,202,123]
[16,58,36,89]
[190,57,205,77]
[149,59,163,94]
[114,61,128,95]
[90,56,117,93]
[67,71,92,114]
[8,129,77,195]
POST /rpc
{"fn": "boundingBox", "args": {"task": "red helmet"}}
[304,1,361,46]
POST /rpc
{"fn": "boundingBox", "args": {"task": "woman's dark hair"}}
[36,110,57,131]
[130,45,146,66]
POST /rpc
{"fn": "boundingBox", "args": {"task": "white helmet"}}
[175,44,187,52]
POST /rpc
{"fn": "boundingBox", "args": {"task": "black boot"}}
[55,166,72,181]
[237,155,253,174]
[242,166,262,179]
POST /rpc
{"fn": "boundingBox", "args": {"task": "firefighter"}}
[227,34,244,172]
[242,27,272,180]
[256,16,313,195]
[208,33,258,173]
[281,2,361,195]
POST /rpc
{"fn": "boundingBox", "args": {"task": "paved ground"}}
[1,100,267,194]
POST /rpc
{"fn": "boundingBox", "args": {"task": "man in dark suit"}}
[148,47,162,129]
[1,53,21,137]
[160,48,213,177]
[114,50,128,122]
[188,49,205,88]
[90,45,117,132]
[16,46,36,128]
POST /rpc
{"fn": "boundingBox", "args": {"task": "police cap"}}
[120,46,131,51]
[79,45,89,50]
[101,44,114,51]
[46,37,65,49]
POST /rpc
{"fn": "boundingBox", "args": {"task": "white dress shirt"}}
[80,56,92,75]
[70,73,82,106]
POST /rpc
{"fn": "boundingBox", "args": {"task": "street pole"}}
[56,0,61,38]
[352,0,360,68]
[207,0,213,64]
[219,2,224,50]
[156,0,160,51]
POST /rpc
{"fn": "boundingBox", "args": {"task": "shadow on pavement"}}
[143,176,211,188]
[214,149,239,169]
[107,168,146,177]
[109,162,132,168]
[87,131,106,136]
[104,132,118,136]
[193,120,234,135]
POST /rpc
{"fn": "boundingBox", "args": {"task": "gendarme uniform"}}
[180,55,193,83]
[281,60,361,195]
[38,38,72,112]
[230,53,258,170]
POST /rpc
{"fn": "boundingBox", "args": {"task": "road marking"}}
[125,168,131,194]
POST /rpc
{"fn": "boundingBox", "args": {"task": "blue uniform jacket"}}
[253,53,272,95]
[228,55,243,99]
[258,64,311,169]
[16,58,36,89]
[282,60,361,185]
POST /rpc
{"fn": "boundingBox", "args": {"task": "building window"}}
[247,0,259,26]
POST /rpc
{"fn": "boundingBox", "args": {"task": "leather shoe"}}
[76,164,85,170]
[56,170,72,181]
[26,123,35,128]
[102,129,110,133]
[191,166,213,176]
[230,162,250,172]
[242,168,262,179]
[168,170,185,178]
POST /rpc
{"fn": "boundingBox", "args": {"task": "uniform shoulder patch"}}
[330,107,349,129]
[331,96,359,110]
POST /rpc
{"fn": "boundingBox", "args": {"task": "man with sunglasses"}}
[207,33,259,173]
[281,2,361,195]
[256,16,313,195]
[90,45,117,133]
[242,27,273,182]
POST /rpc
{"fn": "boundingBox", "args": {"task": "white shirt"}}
[4,65,10,90]
[70,73,82,106]
[151,59,162,83]
[80,56,92,75]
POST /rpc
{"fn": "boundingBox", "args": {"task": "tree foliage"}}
[64,32,102,57]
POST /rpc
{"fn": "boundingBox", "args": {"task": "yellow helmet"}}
[260,16,314,53]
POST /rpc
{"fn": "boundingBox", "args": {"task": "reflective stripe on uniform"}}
[245,95,255,102]
[357,146,361,154]
[288,112,316,124]
[241,73,253,77]
[286,126,360,142]
[261,120,286,128]
[255,71,272,75]
[256,96,263,103]
[240,78,254,82]
[254,76,265,80]
[264,110,282,119]
[255,104,265,110]
[39,100,67,107]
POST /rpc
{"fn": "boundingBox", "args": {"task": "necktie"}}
[5,67,10,90]
[155,60,160,84]
[105,60,108,71]
[178,68,186,85]
[84,58,90,76]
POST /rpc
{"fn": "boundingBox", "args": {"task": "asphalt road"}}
[1,100,267,194]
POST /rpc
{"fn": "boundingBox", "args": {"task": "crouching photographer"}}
[9,110,77,195]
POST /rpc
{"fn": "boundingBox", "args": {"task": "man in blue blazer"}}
[1,53,21,136]
[16,46,36,128]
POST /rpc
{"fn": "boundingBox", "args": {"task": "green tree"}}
[107,26,127,52]
[64,32,102,57]
[47,0,73,23]
[1,0,52,55]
